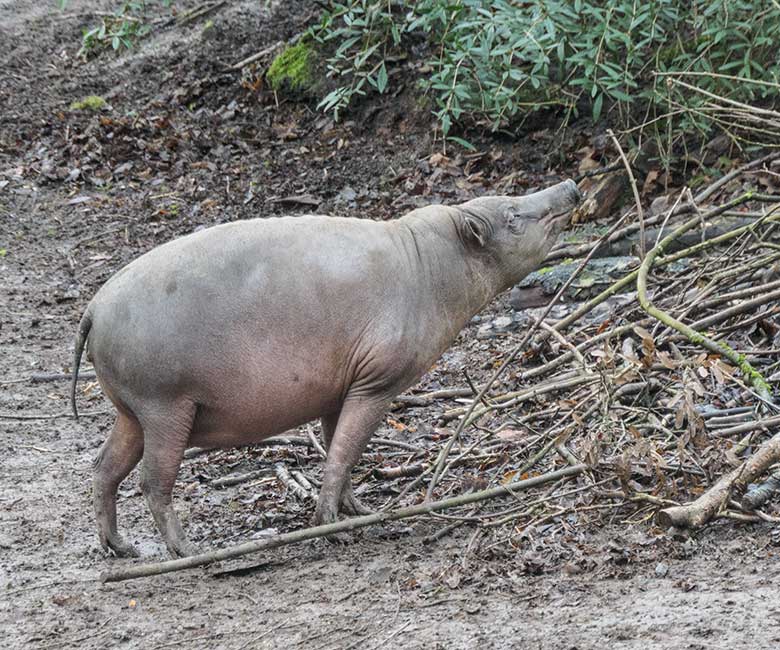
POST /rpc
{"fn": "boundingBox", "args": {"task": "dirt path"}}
[2,2,780,648]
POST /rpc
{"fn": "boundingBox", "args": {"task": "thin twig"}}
[0,409,111,420]
[607,129,645,259]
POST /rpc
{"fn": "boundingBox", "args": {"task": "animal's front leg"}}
[320,411,375,517]
[315,395,388,528]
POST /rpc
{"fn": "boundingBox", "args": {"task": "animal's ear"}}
[464,216,487,247]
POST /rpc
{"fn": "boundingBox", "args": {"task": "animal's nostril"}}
[565,179,584,204]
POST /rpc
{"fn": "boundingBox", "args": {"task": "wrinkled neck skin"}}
[390,204,537,348]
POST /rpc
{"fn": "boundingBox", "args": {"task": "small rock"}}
[113,162,133,176]
[66,194,92,205]
[55,288,80,302]
[476,314,518,339]
[336,186,357,204]
[655,562,669,578]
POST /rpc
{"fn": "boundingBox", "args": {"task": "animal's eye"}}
[505,210,532,233]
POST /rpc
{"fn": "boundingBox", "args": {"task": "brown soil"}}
[2,2,780,648]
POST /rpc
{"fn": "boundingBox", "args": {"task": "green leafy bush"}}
[313,0,401,119]
[311,0,780,145]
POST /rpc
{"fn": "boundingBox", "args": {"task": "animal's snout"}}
[539,179,584,224]
[561,179,584,207]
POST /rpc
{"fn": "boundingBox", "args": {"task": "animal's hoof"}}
[340,493,374,517]
[110,542,141,557]
[314,507,353,544]
[167,540,199,559]
[102,535,139,558]
[313,503,339,527]
[325,531,353,545]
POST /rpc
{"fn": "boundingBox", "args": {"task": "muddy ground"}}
[2,1,780,648]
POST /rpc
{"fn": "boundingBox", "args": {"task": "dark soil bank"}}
[2,2,780,648]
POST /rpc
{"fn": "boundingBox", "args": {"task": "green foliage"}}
[58,0,174,57]
[69,95,107,111]
[267,40,315,92]
[311,0,780,144]
[312,0,401,120]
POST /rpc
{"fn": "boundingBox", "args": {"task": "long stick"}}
[547,152,779,262]
[550,193,780,336]
[101,464,585,583]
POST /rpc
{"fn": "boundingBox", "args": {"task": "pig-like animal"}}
[71,179,582,558]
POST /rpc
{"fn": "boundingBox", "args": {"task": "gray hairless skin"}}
[71,179,582,558]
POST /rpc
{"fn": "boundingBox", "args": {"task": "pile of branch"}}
[411,152,780,534]
[382,151,780,545]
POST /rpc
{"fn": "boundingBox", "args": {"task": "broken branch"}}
[657,431,780,529]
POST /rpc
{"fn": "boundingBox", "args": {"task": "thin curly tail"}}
[71,309,93,421]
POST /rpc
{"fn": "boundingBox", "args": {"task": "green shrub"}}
[313,0,401,119]
[311,0,780,146]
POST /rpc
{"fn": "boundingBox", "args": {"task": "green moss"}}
[688,331,704,345]
[267,40,314,92]
[716,342,773,398]
[535,266,554,275]
[70,95,107,111]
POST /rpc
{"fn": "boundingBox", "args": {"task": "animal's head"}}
[456,179,582,282]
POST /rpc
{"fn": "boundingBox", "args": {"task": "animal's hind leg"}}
[321,412,373,517]
[137,399,198,559]
[93,411,143,557]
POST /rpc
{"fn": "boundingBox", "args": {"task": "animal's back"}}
[85,215,413,443]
